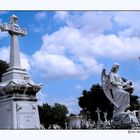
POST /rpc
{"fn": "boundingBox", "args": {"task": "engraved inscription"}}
[17,103,37,129]
[19,112,35,122]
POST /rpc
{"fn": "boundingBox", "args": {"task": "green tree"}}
[38,103,53,129]
[130,95,140,111]
[52,103,68,128]
[78,84,140,122]
[38,103,68,129]
[0,60,9,82]
[78,84,113,122]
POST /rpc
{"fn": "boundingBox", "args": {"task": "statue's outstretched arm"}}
[110,73,127,87]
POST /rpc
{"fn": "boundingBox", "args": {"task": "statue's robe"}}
[101,69,130,117]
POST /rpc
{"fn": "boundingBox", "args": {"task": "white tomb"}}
[66,115,87,129]
[0,15,41,129]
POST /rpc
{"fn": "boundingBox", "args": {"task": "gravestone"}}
[0,15,41,129]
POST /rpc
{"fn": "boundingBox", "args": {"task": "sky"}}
[1,11,140,114]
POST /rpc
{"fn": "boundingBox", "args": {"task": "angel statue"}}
[101,63,139,127]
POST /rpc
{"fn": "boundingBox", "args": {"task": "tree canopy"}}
[130,95,140,111]
[78,84,113,122]
[38,103,68,129]
[0,60,9,82]
[78,84,140,122]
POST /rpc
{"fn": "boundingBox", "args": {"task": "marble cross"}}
[96,107,101,128]
[96,107,101,122]
[0,15,27,69]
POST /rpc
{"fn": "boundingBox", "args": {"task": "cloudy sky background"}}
[1,11,140,114]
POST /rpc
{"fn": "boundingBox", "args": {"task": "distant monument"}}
[95,107,102,129]
[66,115,87,129]
[101,63,139,128]
[0,15,41,129]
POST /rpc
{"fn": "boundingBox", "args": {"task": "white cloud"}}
[29,24,44,33]
[20,52,31,71]
[0,32,8,40]
[54,11,112,35]
[37,91,48,105]
[31,22,140,80]
[54,11,69,21]
[113,12,140,39]
[0,46,30,71]
[75,84,83,91]
[31,52,85,79]
[0,46,9,61]
[113,11,140,28]
[119,27,139,38]
[132,81,140,96]
[30,26,103,80]
[52,97,81,114]
[90,34,140,59]
[74,12,112,34]
[35,12,47,21]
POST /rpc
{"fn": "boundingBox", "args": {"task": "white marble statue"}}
[109,63,132,117]
[101,63,139,127]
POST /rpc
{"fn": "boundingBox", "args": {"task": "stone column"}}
[10,34,21,69]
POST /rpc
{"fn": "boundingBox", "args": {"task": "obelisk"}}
[0,15,41,129]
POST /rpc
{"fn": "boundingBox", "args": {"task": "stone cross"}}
[0,15,27,69]
[96,107,101,122]
[95,107,101,128]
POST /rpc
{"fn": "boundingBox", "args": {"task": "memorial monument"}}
[101,63,139,128]
[0,15,41,129]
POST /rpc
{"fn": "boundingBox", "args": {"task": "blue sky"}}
[1,11,140,114]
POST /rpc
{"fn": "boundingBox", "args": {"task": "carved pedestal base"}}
[0,94,40,129]
[112,111,139,129]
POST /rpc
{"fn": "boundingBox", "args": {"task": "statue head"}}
[111,63,120,73]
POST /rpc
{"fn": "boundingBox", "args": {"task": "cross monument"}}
[0,15,41,129]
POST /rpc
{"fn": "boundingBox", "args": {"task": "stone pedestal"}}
[0,94,40,129]
[112,111,139,129]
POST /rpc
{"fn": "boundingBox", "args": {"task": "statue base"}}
[0,94,40,129]
[112,111,139,129]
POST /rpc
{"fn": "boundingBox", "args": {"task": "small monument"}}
[103,112,110,127]
[66,115,87,129]
[95,107,102,129]
[0,15,41,129]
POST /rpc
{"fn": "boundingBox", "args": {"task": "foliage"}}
[69,113,77,116]
[78,84,114,122]
[38,103,53,129]
[52,103,68,127]
[130,95,140,111]
[0,60,9,82]
[78,83,140,122]
[38,103,68,129]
